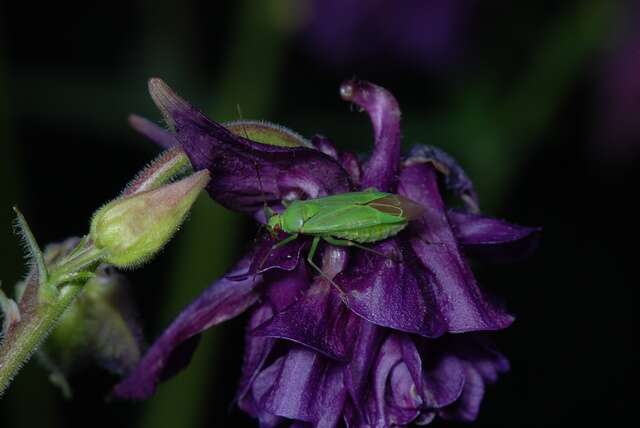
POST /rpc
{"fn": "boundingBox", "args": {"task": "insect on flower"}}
[264,190,425,290]
[114,79,541,428]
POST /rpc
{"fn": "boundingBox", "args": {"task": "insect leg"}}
[273,233,299,249]
[322,236,396,261]
[307,236,345,294]
[253,233,300,277]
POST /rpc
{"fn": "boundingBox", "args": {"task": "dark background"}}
[0,1,633,426]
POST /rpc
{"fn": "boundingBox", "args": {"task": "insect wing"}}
[301,191,390,208]
[300,204,405,234]
[367,194,425,220]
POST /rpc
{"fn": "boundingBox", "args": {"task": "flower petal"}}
[147,79,352,215]
[263,346,348,427]
[248,234,308,276]
[242,356,285,427]
[337,238,450,337]
[452,334,510,384]
[439,336,509,422]
[252,279,360,361]
[418,340,465,409]
[128,114,177,149]
[236,303,275,409]
[263,262,311,313]
[368,334,423,426]
[399,163,514,333]
[343,321,385,425]
[407,145,479,212]
[439,365,485,422]
[340,80,401,192]
[113,255,262,400]
[449,210,541,262]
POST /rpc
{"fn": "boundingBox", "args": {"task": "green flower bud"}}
[39,264,143,398]
[90,170,210,268]
[121,147,192,197]
[0,284,20,336]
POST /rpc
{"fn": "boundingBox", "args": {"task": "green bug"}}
[265,189,425,289]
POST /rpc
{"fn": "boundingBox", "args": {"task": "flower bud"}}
[90,170,210,268]
[40,264,143,398]
[121,147,192,197]
[0,285,20,336]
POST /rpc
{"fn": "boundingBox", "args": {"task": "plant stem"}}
[0,244,103,396]
[0,283,81,395]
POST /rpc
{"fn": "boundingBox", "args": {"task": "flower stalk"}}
[0,275,90,395]
[0,222,104,395]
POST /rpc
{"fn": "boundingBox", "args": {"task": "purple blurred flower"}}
[596,1,640,160]
[302,0,475,71]
[114,79,538,426]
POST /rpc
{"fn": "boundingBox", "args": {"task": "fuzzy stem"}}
[0,244,104,396]
[0,283,82,395]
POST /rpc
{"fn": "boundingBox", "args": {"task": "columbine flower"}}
[114,78,539,427]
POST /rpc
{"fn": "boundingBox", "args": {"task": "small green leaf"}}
[13,207,48,287]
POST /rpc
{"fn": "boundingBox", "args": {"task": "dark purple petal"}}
[262,346,347,426]
[128,114,177,149]
[147,79,352,215]
[439,365,485,422]
[399,162,514,333]
[422,334,509,422]
[311,134,339,159]
[339,152,362,186]
[337,239,451,337]
[449,210,541,262]
[419,341,466,409]
[386,336,424,425]
[246,234,308,277]
[407,144,479,212]
[312,134,362,185]
[340,80,401,192]
[252,247,357,361]
[241,356,285,427]
[367,334,423,426]
[344,321,385,425]
[263,261,311,313]
[236,304,275,409]
[452,334,510,384]
[252,279,360,361]
[113,256,262,400]
[309,364,347,428]
[410,240,513,333]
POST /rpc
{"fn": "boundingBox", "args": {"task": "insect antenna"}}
[247,130,280,280]
[236,104,250,140]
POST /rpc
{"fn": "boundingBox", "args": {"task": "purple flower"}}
[302,0,475,71]
[595,0,640,160]
[114,78,539,427]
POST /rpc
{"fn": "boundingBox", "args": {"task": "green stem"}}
[47,245,104,287]
[0,245,104,396]
[0,283,81,395]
